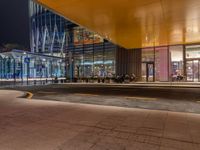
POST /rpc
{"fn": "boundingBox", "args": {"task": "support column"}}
[183,45,187,78]
[116,47,141,79]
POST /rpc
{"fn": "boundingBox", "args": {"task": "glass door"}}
[142,62,155,82]
[147,63,155,82]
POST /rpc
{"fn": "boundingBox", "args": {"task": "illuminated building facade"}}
[28,0,200,82]
[29,0,116,79]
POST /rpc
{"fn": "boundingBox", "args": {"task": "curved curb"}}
[19,92,33,99]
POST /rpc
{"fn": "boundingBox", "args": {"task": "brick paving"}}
[0,90,200,150]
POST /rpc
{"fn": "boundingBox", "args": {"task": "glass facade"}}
[0,50,65,80]
[27,0,200,83]
[169,46,184,78]
[2,0,200,83]
[141,47,169,82]
[185,45,200,82]
[29,0,117,80]
[141,45,200,82]
[73,27,103,46]
[30,1,68,56]
[66,43,116,79]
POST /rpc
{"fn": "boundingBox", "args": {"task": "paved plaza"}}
[0,90,200,150]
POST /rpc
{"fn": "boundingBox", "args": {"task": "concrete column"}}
[116,47,141,78]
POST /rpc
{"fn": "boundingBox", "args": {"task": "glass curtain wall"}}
[30,0,116,80]
[66,27,116,79]
[104,42,116,77]
[142,47,169,82]
[73,48,84,79]
[30,1,68,55]
[169,46,184,81]
[94,43,104,78]
[185,45,200,82]
[0,51,65,80]
[84,45,94,78]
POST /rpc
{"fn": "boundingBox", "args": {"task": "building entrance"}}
[186,60,200,82]
[142,62,155,82]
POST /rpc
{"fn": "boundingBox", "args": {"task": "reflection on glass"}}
[142,48,154,62]
[70,43,116,79]
[185,45,200,82]
[74,27,103,45]
[74,52,84,78]
[193,60,199,82]
[186,45,200,59]
[169,46,184,80]
[186,61,194,82]
[186,60,200,82]
[84,48,94,77]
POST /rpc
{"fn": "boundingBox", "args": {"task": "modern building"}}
[28,0,200,82]
[29,0,117,80]
[0,49,65,80]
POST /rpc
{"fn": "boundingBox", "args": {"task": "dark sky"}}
[0,0,29,48]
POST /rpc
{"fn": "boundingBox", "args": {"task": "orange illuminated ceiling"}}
[35,0,200,49]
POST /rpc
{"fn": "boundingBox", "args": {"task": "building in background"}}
[0,49,65,80]
[1,0,200,83]
[29,0,117,80]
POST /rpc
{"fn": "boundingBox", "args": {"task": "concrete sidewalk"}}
[61,82,200,88]
[2,81,200,89]
[0,90,200,150]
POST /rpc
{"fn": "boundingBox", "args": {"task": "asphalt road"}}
[13,83,200,100]
[9,83,200,113]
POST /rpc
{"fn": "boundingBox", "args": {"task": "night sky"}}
[0,0,29,48]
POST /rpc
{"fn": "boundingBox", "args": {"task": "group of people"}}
[171,74,185,82]
[115,74,136,83]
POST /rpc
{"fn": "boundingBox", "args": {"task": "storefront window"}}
[185,45,200,82]
[169,46,184,78]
